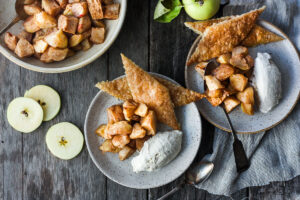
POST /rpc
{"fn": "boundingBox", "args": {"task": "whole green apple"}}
[183,0,220,20]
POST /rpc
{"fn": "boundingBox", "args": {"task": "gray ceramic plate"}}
[185,20,300,134]
[84,73,202,189]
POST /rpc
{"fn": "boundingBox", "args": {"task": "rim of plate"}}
[84,73,202,189]
[185,19,300,134]
[0,0,127,73]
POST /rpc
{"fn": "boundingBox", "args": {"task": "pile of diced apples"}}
[4,0,120,63]
[96,100,157,161]
[195,46,255,115]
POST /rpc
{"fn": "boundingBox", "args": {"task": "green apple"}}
[7,97,44,133]
[46,122,84,160]
[24,85,61,121]
[183,0,220,20]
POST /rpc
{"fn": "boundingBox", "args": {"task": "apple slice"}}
[7,97,43,133]
[46,122,84,160]
[24,85,61,121]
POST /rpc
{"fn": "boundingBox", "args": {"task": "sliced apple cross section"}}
[24,85,61,121]
[46,122,84,160]
[7,97,43,133]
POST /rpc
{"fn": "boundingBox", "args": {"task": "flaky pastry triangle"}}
[121,54,180,130]
[187,6,265,66]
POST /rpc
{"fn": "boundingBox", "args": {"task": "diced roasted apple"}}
[112,135,130,149]
[206,90,229,107]
[123,100,138,121]
[90,27,105,44]
[44,29,68,48]
[47,47,69,61]
[92,19,105,28]
[205,75,224,91]
[24,3,42,15]
[232,46,248,57]
[35,11,57,29]
[33,40,48,53]
[223,96,240,113]
[69,34,83,47]
[14,38,35,58]
[77,15,91,33]
[64,2,88,17]
[103,4,120,20]
[18,30,33,42]
[245,55,254,68]
[107,105,125,124]
[95,124,112,139]
[229,74,248,92]
[4,32,18,51]
[212,64,235,81]
[42,0,61,16]
[206,89,223,98]
[81,39,92,51]
[105,121,132,135]
[136,136,150,151]
[40,49,53,63]
[58,15,78,34]
[236,86,254,105]
[241,103,254,115]
[86,0,104,19]
[118,146,135,161]
[140,110,156,135]
[230,55,252,70]
[24,16,40,33]
[217,53,231,64]
[130,123,146,139]
[99,139,120,153]
[134,103,148,117]
[56,0,68,8]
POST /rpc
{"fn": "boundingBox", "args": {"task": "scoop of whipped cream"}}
[252,52,282,113]
[131,130,182,173]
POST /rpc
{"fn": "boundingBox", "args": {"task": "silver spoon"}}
[204,59,250,173]
[0,0,28,35]
[157,159,214,200]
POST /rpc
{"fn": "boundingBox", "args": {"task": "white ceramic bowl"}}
[0,0,127,73]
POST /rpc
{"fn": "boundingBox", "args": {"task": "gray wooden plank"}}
[148,1,204,199]
[0,58,23,200]
[106,0,149,199]
[19,56,108,200]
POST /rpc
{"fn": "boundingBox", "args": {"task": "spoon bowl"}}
[186,161,214,185]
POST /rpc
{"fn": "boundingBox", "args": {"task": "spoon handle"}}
[222,107,250,173]
[0,16,21,35]
[157,183,185,200]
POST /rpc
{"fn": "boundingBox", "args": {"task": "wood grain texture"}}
[0,0,300,199]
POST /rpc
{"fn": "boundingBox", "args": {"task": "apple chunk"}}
[140,110,157,135]
[229,74,248,92]
[236,87,255,105]
[107,105,125,124]
[105,121,132,135]
[223,97,240,113]
[205,75,224,91]
[241,103,254,115]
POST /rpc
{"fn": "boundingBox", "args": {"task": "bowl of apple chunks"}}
[95,100,157,161]
[196,46,255,115]
[3,0,121,65]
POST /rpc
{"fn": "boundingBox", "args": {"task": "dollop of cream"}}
[252,52,282,113]
[131,130,182,173]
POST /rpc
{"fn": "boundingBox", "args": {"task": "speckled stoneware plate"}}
[0,0,126,73]
[84,73,202,189]
[185,20,300,134]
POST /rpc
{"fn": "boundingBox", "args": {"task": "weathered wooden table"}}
[1,0,300,199]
